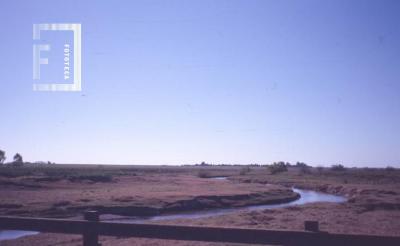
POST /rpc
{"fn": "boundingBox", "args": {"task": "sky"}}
[0,0,399,167]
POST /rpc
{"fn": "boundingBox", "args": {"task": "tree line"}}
[0,149,23,166]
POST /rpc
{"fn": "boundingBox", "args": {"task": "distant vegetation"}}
[197,170,211,178]
[239,166,251,175]
[13,153,23,166]
[0,165,114,182]
[0,162,120,183]
[386,166,396,172]
[316,166,324,174]
[192,162,263,167]
[0,149,56,167]
[67,174,113,182]
[267,162,288,174]
[295,162,309,168]
[0,149,25,166]
[0,150,5,164]
[1,148,398,183]
[296,162,312,174]
[331,164,346,171]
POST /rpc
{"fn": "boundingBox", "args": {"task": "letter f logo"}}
[32,24,81,92]
[33,43,50,80]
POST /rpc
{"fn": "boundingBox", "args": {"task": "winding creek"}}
[0,178,347,241]
[105,187,346,223]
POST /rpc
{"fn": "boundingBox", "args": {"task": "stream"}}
[104,187,346,223]
[0,179,346,241]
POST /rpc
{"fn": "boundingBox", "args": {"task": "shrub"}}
[0,150,5,164]
[198,161,211,166]
[295,162,308,167]
[316,166,324,174]
[12,153,23,166]
[331,164,345,171]
[197,170,211,178]
[268,162,288,174]
[295,162,311,174]
[68,174,113,183]
[239,166,251,175]
[386,166,396,172]
[0,166,35,177]
[299,165,312,174]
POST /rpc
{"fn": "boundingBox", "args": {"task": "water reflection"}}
[0,230,39,241]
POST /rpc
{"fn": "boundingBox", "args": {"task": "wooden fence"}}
[1,211,400,246]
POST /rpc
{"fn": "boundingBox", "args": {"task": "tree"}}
[13,153,23,166]
[331,164,345,171]
[268,162,288,174]
[295,162,308,168]
[0,150,5,164]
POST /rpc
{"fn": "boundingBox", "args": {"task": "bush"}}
[0,150,5,164]
[197,170,211,178]
[331,164,345,171]
[0,166,35,177]
[295,162,308,168]
[197,161,211,166]
[295,162,311,174]
[268,162,288,174]
[12,153,23,166]
[239,166,251,175]
[68,174,113,183]
[386,166,396,172]
[316,166,324,174]
[299,165,312,174]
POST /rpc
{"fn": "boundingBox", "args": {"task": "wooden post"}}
[304,221,319,232]
[83,211,100,246]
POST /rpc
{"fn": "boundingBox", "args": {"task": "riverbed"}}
[0,187,346,241]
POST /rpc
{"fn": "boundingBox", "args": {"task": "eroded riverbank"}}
[0,174,299,218]
[102,187,346,223]
[0,187,346,242]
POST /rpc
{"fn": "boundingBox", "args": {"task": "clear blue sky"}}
[1,0,399,167]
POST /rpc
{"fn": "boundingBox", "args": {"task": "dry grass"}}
[2,164,400,245]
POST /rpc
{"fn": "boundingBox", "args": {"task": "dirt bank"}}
[0,172,298,218]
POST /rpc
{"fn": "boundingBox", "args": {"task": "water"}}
[0,230,39,241]
[0,187,346,241]
[105,188,346,223]
[209,176,228,180]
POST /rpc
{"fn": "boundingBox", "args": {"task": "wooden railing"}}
[1,211,400,246]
